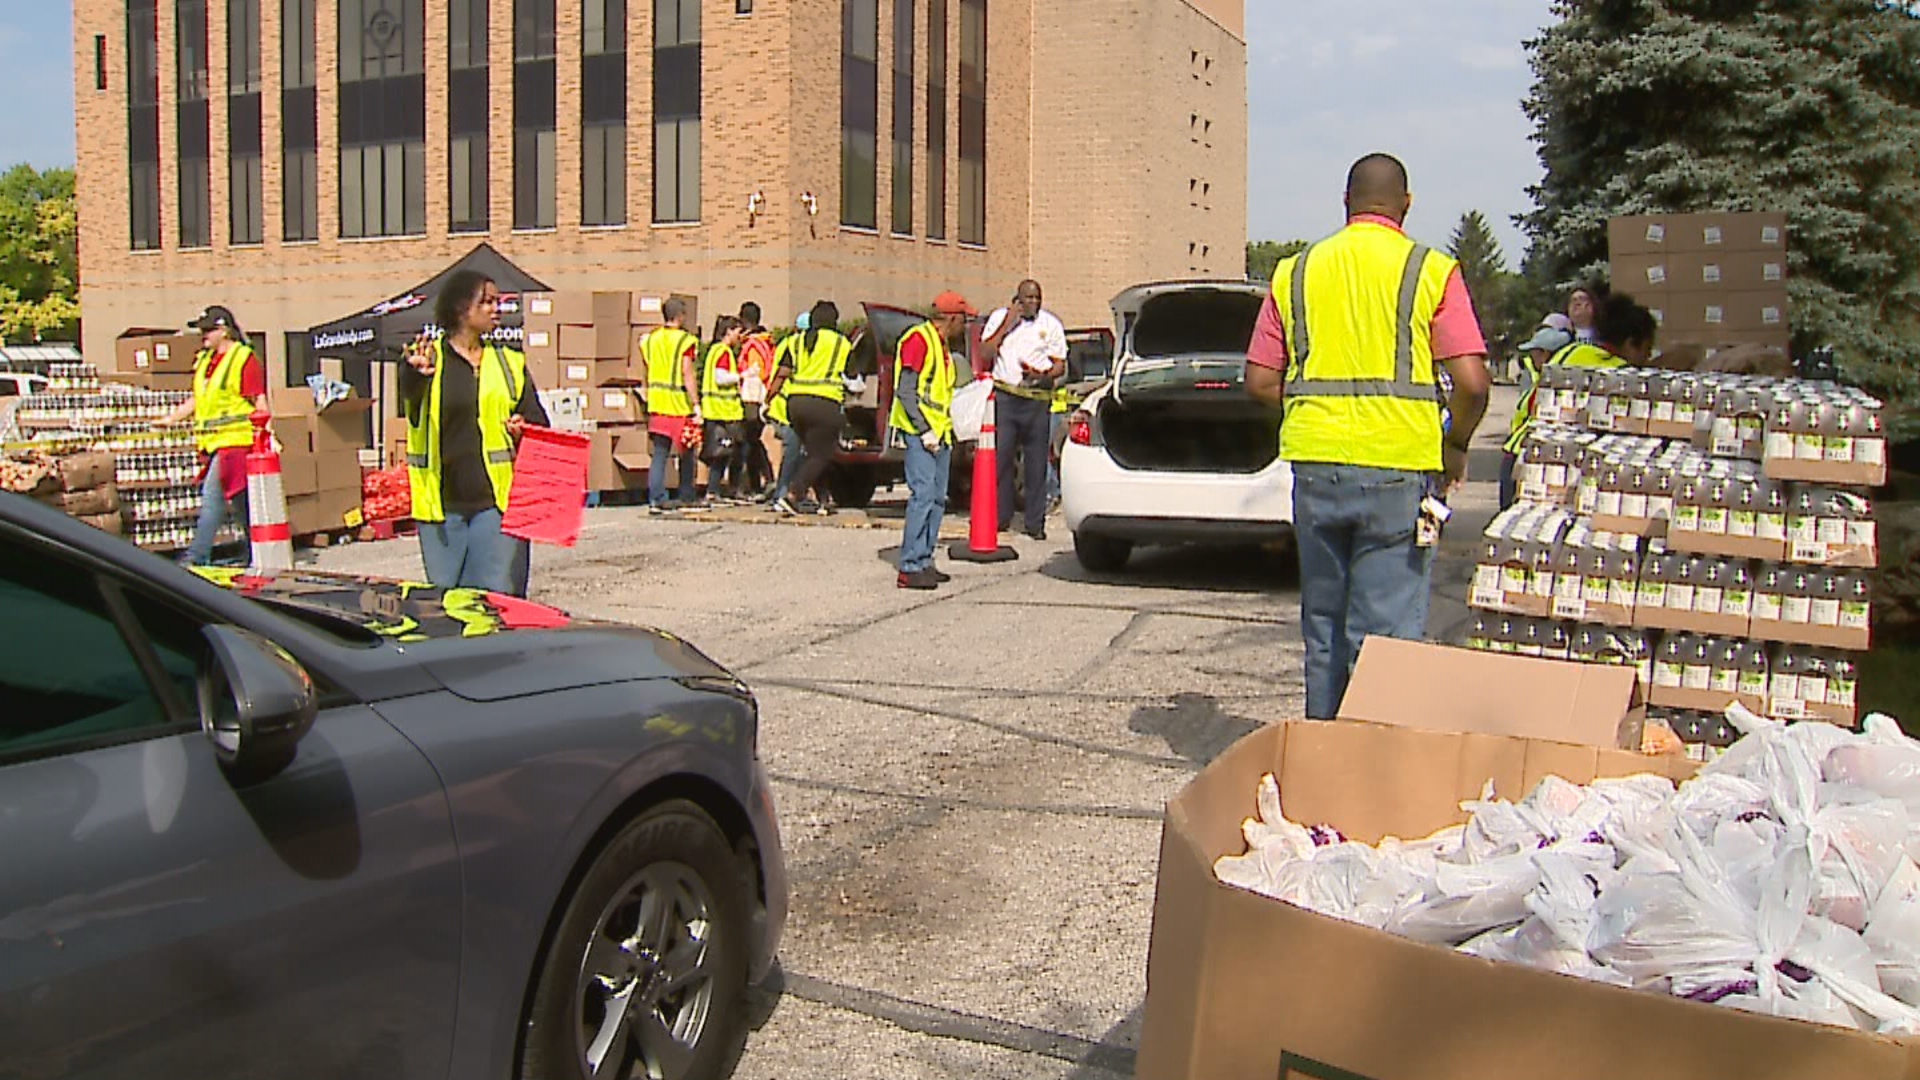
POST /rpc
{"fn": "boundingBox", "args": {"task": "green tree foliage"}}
[1245,239,1309,283]
[0,164,79,342]
[1521,0,1920,435]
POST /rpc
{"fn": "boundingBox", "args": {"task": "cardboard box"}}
[1589,512,1664,538]
[1666,524,1787,562]
[1662,289,1789,334]
[522,291,555,320]
[314,451,362,493]
[524,340,560,390]
[114,329,201,374]
[557,357,628,389]
[1763,454,1889,489]
[1610,212,1789,256]
[631,293,667,326]
[551,290,631,326]
[307,398,375,454]
[559,322,631,360]
[1133,720,1840,1080]
[1748,615,1871,652]
[278,455,320,497]
[1633,601,1753,639]
[586,385,643,425]
[1650,683,1767,714]
[588,423,650,490]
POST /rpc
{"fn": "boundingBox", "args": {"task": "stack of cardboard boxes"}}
[273,396,371,537]
[522,288,697,493]
[109,329,201,391]
[1608,211,1791,354]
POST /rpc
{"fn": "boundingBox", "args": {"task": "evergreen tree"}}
[1449,210,1508,296]
[1521,0,1920,435]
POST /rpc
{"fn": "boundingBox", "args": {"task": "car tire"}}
[519,800,750,1080]
[826,465,878,510]
[1073,531,1133,573]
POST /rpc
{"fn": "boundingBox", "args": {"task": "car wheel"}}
[825,465,878,510]
[520,801,750,1080]
[1073,531,1133,573]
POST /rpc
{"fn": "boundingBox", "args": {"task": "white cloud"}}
[1351,33,1400,60]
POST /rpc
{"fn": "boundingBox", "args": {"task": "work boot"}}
[929,567,952,583]
[896,568,939,591]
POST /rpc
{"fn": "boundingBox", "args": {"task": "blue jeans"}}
[898,437,952,572]
[771,423,805,503]
[1292,463,1435,720]
[418,507,526,595]
[649,434,698,507]
[185,454,249,566]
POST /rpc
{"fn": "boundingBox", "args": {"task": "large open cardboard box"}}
[1135,640,1918,1080]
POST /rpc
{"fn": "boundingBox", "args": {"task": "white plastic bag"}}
[949,378,992,443]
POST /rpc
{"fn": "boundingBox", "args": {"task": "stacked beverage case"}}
[1468,366,1885,761]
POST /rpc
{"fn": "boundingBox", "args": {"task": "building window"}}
[890,0,913,235]
[339,0,426,238]
[513,0,557,229]
[449,0,488,232]
[840,0,877,229]
[653,0,700,224]
[95,35,109,91]
[228,0,263,245]
[582,0,626,227]
[284,332,317,388]
[926,0,945,241]
[128,0,162,250]
[957,0,985,245]
[177,0,212,249]
[281,0,318,241]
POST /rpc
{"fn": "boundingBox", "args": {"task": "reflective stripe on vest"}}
[785,331,852,401]
[192,342,258,452]
[642,328,697,417]
[405,341,526,523]
[701,342,746,422]
[1273,222,1457,473]
[889,321,956,442]
[1503,342,1626,454]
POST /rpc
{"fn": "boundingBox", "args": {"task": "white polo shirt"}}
[982,308,1068,386]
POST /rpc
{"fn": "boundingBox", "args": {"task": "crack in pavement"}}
[731,575,1007,673]
[755,676,1197,771]
[769,772,1164,822]
[799,676,1303,704]
[969,597,1292,626]
[1064,610,1155,691]
[770,971,1136,1076]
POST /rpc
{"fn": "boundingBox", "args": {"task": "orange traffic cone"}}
[246,410,293,572]
[949,380,1018,564]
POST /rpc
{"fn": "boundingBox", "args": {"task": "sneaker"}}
[1024,525,1048,541]
[649,503,669,516]
[771,498,798,516]
[795,499,822,515]
[897,569,939,590]
[930,567,953,583]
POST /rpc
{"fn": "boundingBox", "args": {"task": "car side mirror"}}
[199,625,318,785]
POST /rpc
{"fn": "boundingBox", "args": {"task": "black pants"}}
[741,411,773,492]
[997,393,1051,533]
[787,395,842,504]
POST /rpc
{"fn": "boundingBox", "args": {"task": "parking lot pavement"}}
[309,512,1303,1079]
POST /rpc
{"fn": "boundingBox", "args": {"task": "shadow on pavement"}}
[1129,692,1262,767]
[1041,544,1299,595]
[1063,1004,1144,1079]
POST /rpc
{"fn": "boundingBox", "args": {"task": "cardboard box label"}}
[1764,262,1784,282]
[566,363,589,382]
[155,343,172,361]
[135,349,151,368]
[1703,224,1724,246]
[637,295,662,314]
[1644,223,1666,243]
[528,330,552,348]
[529,296,553,316]
[1701,263,1722,284]
[1705,304,1725,325]
[1761,224,1782,245]
[1762,305,1783,325]
[602,390,626,409]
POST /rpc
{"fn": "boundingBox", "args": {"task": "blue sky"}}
[2,0,1549,265]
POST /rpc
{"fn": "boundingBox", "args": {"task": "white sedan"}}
[1060,280,1293,572]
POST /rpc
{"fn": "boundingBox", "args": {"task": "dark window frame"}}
[957,0,985,246]
[281,0,319,241]
[339,0,428,239]
[890,0,913,235]
[176,0,213,249]
[513,0,558,230]
[840,0,878,230]
[926,0,946,241]
[449,0,489,233]
[582,0,627,227]
[228,0,264,245]
[128,0,162,250]
[652,0,700,225]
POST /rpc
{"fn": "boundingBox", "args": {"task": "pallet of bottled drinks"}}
[1470,365,1885,762]
[4,362,233,552]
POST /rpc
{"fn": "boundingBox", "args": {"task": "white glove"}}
[715,369,741,387]
[920,429,942,451]
[842,375,868,395]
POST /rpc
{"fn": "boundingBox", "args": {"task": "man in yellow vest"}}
[155,305,270,567]
[892,291,973,589]
[1246,154,1492,719]
[641,296,703,513]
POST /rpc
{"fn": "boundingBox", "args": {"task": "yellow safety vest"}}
[784,330,853,403]
[702,342,745,423]
[1504,341,1626,453]
[1273,221,1458,472]
[192,342,259,452]
[1051,387,1072,415]
[405,341,528,523]
[765,335,797,427]
[642,327,697,418]
[889,321,956,444]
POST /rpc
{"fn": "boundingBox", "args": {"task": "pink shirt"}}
[1246,214,1487,372]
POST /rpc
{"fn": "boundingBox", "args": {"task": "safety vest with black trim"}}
[889,321,956,444]
[192,342,259,453]
[702,342,745,423]
[1503,342,1626,454]
[1273,221,1459,473]
[784,330,853,403]
[405,340,528,523]
[765,335,798,426]
[642,327,698,418]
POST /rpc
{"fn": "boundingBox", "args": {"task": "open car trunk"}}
[1103,283,1279,474]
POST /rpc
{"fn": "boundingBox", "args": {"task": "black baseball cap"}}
[189,305,241,333]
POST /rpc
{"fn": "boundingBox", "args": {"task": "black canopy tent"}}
[305,242,552,452]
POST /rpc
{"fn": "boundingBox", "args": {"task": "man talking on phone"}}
[980,280,1068,540]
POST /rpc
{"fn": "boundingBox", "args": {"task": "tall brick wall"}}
[72,0,1241,383]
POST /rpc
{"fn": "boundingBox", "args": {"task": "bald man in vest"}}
[1246,153,1491,719]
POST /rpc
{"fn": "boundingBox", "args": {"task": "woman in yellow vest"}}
[765,301,855,516]
[155,305,269,567]
[763,311,809,509]
[399,270,549,596]
[1500,293,1657,506]
[701,315,750,500]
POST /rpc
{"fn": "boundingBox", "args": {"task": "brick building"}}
[70,0,1246,393]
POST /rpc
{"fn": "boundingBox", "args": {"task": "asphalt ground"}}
[306,386,1516,1078]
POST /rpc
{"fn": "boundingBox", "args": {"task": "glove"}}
[920,429,942,451]
[714,369,741,387]
[843,375,868,395]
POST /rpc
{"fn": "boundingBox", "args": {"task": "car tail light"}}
[1068,411,1093,446]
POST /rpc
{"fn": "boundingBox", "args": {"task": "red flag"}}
[502,426,591,547]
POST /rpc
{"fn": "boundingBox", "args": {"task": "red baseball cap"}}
[933,291,977,316]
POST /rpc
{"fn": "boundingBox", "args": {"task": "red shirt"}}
[208,344,267,499]
[1246,214,1487,372]
[897,329,931,374]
